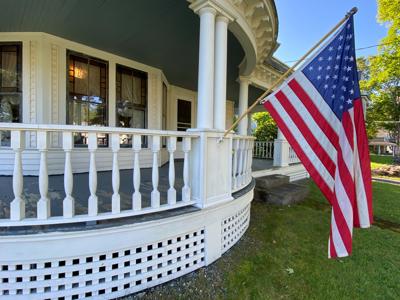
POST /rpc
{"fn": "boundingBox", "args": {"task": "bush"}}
[251,112,277,141]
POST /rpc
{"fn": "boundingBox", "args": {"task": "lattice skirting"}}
[221,204,251,254]
[0,229,205,299]
[0,189,254,299]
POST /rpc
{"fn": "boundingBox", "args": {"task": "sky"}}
[274,0,388,66]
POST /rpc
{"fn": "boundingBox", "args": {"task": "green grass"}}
[222,181,400,300]
[136,181,400,300]
[370,154,394,169]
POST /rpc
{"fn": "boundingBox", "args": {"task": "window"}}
[177,99,191,131]
[177,99,191,141]
[116,65,147,128]
[0,43,22,146]
[67,51,108,146]
[116,65,147,146]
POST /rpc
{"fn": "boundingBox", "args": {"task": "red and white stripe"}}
[263,71,373,258]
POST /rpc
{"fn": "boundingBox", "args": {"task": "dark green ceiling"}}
[0,0,264,105]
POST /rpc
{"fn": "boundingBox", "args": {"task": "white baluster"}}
[88,133,98,216]
[151,136,161,208]
[232,139,239,190]
[237,140,244,188]
[247,140,253,183]
[37,131,50,219]
[111,133,120,214]
[242,140,248,184]
[182,137,191,202]
[132,135,142,211]
[10,131,25,220]
[251,140,255,174]
[167,136,177,205]
[261,143,265,158]
[63,132,74,218]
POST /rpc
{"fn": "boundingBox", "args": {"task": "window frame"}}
[115,64,148,148]
[66,50,109,127]
[0,42,23,123]
[115,64,148,130]
[66,50,109,147]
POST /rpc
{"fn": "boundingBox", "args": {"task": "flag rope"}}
[219,7,358,142]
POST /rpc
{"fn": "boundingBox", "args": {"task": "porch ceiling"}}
[0,0,263,105]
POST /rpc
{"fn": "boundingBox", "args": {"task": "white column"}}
[247,113,253,135]
[273,128,289,167]
[213,15,229,131]
[238,78,250,135]
[196,7,216,129]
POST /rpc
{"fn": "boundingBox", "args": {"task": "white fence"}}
[253,141,274,159]
[253,140,300,165]
[232,136,254,193]
[0,123,199,226]
[0,123,258,227]
[288,146,300,164]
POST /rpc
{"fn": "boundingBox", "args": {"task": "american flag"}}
[263,16,373,258]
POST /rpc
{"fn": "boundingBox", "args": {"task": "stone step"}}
[254,179,310,205]
[255,174,290,190]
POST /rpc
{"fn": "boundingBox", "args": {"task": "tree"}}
[358,0,400,145]
[251,112,277,141]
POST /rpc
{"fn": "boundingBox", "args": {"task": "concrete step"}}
[255,174,290,190]
[254,179,310,205]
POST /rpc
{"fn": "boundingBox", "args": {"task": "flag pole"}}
[218,7,358,142]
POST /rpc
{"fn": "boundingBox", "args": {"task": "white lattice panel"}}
[221,204,250,254]
[0,229,205,299]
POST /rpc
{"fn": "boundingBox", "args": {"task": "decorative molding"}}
[51,44,60,147]
[230,0,277,65]
[29,40,37,148]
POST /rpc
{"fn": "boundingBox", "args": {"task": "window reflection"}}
[67,51,108,146]
[116,65,147,147]
[0,43,22,147]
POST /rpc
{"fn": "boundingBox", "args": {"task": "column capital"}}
[198,6,217,16]
[238,76,252,85]
[190,0,234,21]
[216,15,230,24]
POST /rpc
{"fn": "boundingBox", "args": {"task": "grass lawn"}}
[370,154,394,169]
[135,181,400,300]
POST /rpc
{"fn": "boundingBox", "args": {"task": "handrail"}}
[0,123,200,137]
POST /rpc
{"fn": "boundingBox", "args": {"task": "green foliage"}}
[358,0,400,144]
[251,112,277,141]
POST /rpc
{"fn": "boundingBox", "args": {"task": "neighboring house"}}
[369,129,398,155]
[0,1,306,299]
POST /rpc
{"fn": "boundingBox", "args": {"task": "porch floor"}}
[252,158,274,171]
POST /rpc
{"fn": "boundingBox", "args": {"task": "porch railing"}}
[232,136,254,193]
[253,140,274,159]
[288,146,300,164]
[0,123,199,226]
